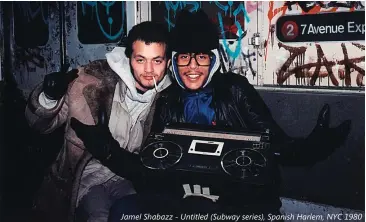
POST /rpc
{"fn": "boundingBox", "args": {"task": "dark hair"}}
[170,9,219,53]
[124,21,171,59]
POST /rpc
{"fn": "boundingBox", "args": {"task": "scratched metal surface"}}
[8,2,61,97]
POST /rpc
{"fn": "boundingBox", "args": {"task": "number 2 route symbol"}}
[281,21,299,40]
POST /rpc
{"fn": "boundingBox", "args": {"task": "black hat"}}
[170,9,219,53]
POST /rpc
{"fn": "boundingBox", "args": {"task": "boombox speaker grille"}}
[221,148,267,179]
[140,141,183,170]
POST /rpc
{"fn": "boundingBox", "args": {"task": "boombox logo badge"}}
[182,184,219,202]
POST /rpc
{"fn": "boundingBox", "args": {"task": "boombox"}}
[140,123,275,186]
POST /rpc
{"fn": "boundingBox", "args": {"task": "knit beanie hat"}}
[170,9,220,53]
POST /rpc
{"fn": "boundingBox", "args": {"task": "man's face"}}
[176,53,211,90]
[130,40,168,92]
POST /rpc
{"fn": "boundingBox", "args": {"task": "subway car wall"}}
[0,1,364,218]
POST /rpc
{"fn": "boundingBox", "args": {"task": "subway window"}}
[77,1,127,44]
[13,2,50,48]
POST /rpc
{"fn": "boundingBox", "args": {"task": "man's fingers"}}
[317,104,330,128]
[333,120,352,143]
[323,120,352,151]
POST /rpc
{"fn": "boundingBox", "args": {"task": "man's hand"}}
[307,104,351,162]
[70,106,115,161]
[43,63,78,100]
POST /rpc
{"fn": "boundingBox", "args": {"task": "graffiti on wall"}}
[77,1,126,43]
[284,1,365,13]
[161,1,247,58]
[16,1,48,24]
[162,1,248,33]
[266,1,365,58]
[276,42,364,86]
[10,2,54,87]
[218,36,258,78]
[14,47,47,84]
[265,1,365,87]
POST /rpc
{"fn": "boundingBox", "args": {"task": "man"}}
[25,21,171,222]
[72,10,351,221]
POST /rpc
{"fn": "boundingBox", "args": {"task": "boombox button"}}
[154,134,164,140]
[261,136,270,141]
[252,142,264,149]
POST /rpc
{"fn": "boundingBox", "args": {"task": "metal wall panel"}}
[9,2,61,96]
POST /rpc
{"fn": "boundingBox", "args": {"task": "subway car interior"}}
[0,1,364,221]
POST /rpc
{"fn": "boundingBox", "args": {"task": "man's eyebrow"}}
[152,56,165,59]
[133,54,145,58]
[133,55,165,59]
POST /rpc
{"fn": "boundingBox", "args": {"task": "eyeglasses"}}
[175,53,212,66]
